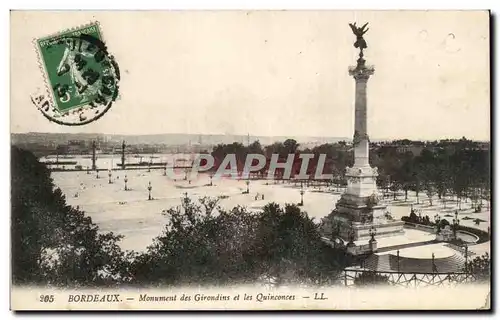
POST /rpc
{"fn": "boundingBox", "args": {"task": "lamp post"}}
[396,250,400,273]
[464,243,469,272]
[432,253,436,273]
[124,175,128,191]
[163,164,167,176]
[299,181,304,206]
[147,181,152,200]
[96,169,99,179]
[369,225,378,255]
[453,210,460,240]
[108,170,112,184]
[209,173,213,186]
[246,179,250,193]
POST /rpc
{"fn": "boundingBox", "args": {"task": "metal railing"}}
[342,268,477,287]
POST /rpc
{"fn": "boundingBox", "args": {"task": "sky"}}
[10,11,490,140]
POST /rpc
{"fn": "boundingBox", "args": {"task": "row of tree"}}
[210,139,350,179]
[373,139,490,210]
[12,144,490,288]
[210,137,490,210]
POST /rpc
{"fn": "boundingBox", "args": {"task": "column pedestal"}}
[323,59,404,251]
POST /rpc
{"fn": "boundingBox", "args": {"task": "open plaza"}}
[53,165,491,270]
[38,18,490,283]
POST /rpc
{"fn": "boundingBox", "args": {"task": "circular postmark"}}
[32,27,120,126]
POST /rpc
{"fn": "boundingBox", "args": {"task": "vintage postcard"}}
[10,11,491,310]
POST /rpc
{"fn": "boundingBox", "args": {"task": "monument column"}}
[350,65,374,168]
[325,22,405,246]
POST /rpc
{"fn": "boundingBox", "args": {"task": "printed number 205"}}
[40,295,54,303]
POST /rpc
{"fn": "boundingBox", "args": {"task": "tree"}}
[248,140,264,155]
[425,182,436,206]
[439,219,450,230]
[283,139,299,155]
[414,173,421,204]
[397,153,415,202]
[211,142,248,174]
[417,152,438,206]
[255,203,344,286]
[483,180,491,210]
[11,146,127,287]
[469,184,480,210]
[438,183,448,209]
[377,173,389,198]
[130,200,347,287]
[390,181,401,200]
[464,253,490,282]
[353,271,389,287]
[450,152,469,211]
[332,166,343,192]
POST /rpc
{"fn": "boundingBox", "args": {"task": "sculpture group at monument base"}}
[330,211,406,241]
[324,192,405,256]
[335,218,405,256]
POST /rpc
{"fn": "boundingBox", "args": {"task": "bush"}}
[353,271,389,287]
[11,146,128,287]
[439,219,450,229]
[129,201,349,287]
[464,253,490,282]
[401,211,432,226]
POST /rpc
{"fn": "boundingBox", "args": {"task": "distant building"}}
[66,140,86,154]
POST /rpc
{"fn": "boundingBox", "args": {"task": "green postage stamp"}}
[33,22,120,125]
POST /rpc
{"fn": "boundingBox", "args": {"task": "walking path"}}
[376,239,437,253]
[364,252,465,273]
